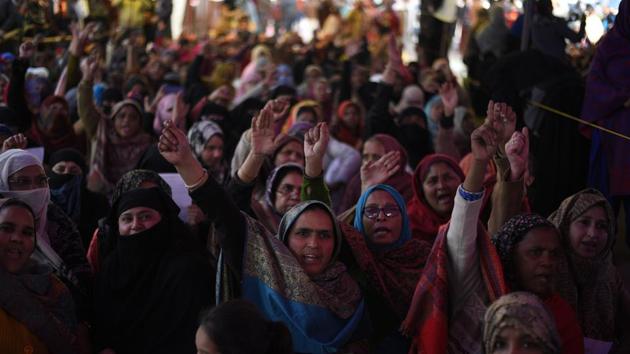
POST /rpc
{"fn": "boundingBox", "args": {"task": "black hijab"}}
[94,188,214,354]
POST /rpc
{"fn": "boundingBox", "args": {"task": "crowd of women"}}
[0,0,629,353]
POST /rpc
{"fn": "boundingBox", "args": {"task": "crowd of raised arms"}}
[0,0,629,353]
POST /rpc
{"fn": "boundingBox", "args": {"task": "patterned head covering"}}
[548,188,615,260]
[264,163,304,213]
[491,214,558,284]
[277,200,343,264]
[483,292,561,354]
[187,120,224,162]
[111,169,172,203]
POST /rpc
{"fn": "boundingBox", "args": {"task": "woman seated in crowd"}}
[196,300,293,354]
[549,189,630,351]
[0,149,91,313]
[77,57,153,194]
[158,117,368,353]
[47,148,110,248]
[93,185,213,354]
[483,292,561,354]
[0,198,87,353]
[187,120,230,185]
[300,122,432,353]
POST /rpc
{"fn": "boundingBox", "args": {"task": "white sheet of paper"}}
[159,173,192,222]
[584,337,613,354]
[26,147,44,163]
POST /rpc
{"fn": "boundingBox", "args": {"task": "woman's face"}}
[118,207,162,236]
[491,327,545,354]
[287,208,335,276]
[569,206,609,258]
[52,161,83,176]
[201,135,224,169]
[114,105,142,138]
[274,141,305,167]
[195,327,220,354]
[0,206,35,274]
[362,190,402,246]
[513,227,562,299]
[8,165,48,191]
[421,162,461,218]
[362,139,385,166]
[274,171,303,215]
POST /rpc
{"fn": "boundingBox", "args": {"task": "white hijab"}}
[0,149,69,280]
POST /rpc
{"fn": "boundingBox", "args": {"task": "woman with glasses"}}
[157,119,368,353]
[300,122,431,353]
[0,149,91,310]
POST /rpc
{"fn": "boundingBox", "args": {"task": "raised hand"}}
[470,121,499,162]
[304,122,330,177]
[158,120,194,166]
[486,100,516,149]
[505,127,529,181]
[172,91,189,129]
[146,85,166,113]
[361,151,401,192]
[439,81,458,117]
[81,55,99,83]
[2,134,27,152]
[251,102,279,157]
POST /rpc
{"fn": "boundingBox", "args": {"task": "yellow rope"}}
[528,100,630,141]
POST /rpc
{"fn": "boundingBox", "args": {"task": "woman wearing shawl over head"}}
[400,118,508,354]
[77,57,152,194]
[581,0,630,249]
[300,122,432,353]
[92,186,213,354]
[406,153,465,243]
[187,120,230,185]
[492,214,585,354]
[0,198,87,354]
[340,134,414,214]
[157,116,369,354]
[549,189,630,352]
[483,292,561,354]
[0,149,91,318]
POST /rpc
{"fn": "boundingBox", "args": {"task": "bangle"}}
[458,185,484,202]
[185,169,208,190]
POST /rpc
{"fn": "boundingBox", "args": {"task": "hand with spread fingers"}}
[486,100,517,152]
[505,127,530,182]
[361,151,401,193]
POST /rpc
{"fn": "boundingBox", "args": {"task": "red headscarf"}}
[331,100,364,148]
[406,154,465,243]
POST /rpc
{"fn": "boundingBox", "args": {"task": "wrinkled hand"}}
[250,103,278,157]
[439,82,458,117]
[19,41,35,60]
[187,203,207,226]
[470,121,499,162]
[361,151,401,191]
[505,127,529,181]
[304,122,329,161]
[158,120,194,166]
[2,134,27,152]
[486,100,516,148]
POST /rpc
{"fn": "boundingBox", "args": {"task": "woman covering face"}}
[94,187,213,354]
[484,292,561,354]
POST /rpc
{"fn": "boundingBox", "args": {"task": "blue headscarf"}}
[353,184,411,252]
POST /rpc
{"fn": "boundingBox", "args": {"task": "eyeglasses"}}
[276,184,300,196]
[8,176,49,190]
[363,205,401,219]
